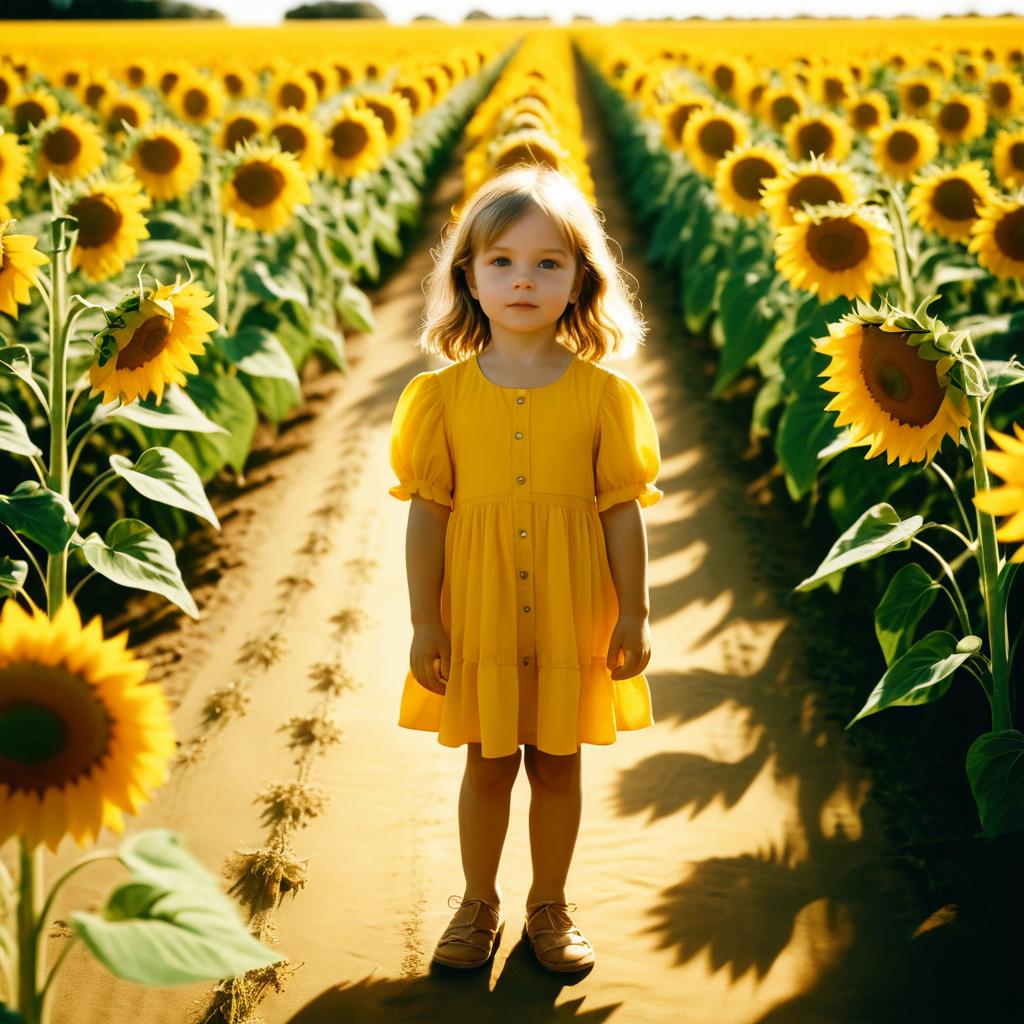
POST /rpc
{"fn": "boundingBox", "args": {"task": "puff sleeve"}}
[595,373,663,513]
[388,371,454,508]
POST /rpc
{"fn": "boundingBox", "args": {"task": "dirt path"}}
[32,61,954,1024]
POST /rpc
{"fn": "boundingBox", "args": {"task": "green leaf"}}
[0,401,42,457]
[682,258,722,335]
[848,630,974,726]
[70,829,284,986]
[0,346,34,392]
[0,481,78,555]
[73,518,199,619]
[982,358,1024,391]
[242,261,308,306]
[965,729,1024,839]
[133,239,213,267]
[0,556,29,597]
[335,280,374,333]
[100,384,230,436]
[712,272,775,397]
[795,502,925,593]
[775,384,842,501]
[875,562,942,665]
[222,326,301,386]
[311,322,346,371]
[170,373,257,479]
[109,448,220,530]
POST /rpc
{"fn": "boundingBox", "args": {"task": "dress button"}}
[516,396,525,404]
[523,605,531,613]
[519,529,527,538]
[515,431,523,440]
[522,656,530,666]
[516,475,525,484]
[519,570,528,579]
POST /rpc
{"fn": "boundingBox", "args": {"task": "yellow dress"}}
[388,351,663,759]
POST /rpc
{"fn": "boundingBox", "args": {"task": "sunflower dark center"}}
[938,101,970,132]
[280,82,308,110]
[806,217,869,270]
[907,83,931,107]
[932,178,980,221]
[852,102,880,128]
[887,129,920,163]
[43,127,82,166]
[0,79,8,105]
[0,665,112,791]
[788,175,843,213]
[139,136,182,174]
[859,325,945,426]
[15,100,47,134]
[235,161,285,207]
[225,72,244,96]
[1009,141,1024,171]
[70,194,123,248]
[85,83,106,108]
[994,207,1024,262]
[824,77,847,103]
[336,64,353,86]
[308,69,325,94]
[364,100,396,136]
[271,123,307,153]
[396,85,420,114]
[225,116,259,150]
[771,95,800,125]
[183,87,208,117]
[108,103,139,129]
[731,156,777,200]
[159,71,179,95]
[127,65,145,86]
[495,142,557,171]
[63,71,80,88]
[331,120,370,158]
[713,65,734,92]
[796,121,835,158]
[698,119,735,158]
[990,80,1012,107]
[668,102,701,141]
[117,314,172,370]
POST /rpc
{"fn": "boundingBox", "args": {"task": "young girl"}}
[387,164,662,974]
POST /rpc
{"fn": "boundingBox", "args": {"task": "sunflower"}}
[267,69,317,113]
[78,72,115,112]
[267,109,325,178]
[814,312,969,467]
[356,91,413,148]
[170,71,226,126]
[658,93,710,150]
[324,103,388,180]
[811,63,855,107]
[0,131,30,209]
[34,111,107,185]
[924,50,957,80]
[68,165,151,283]
[760,154,861,229]
[993,127,1024,189]
[489,128,567,174]
[223,143,312,232]
[156,61,189,97]
[89,274,218,406]
[760,85,807,131]
[908,160,995,242]
[783,110,853,162]
[0,598,176,853]
[216,108,269,152]
[392,77,431,117]
[847,91,891,133]
[100,90,152,136]
[714,142,788,218]
[932,91,988,147]
[56,59,89,91]
[703,55,752,103]
[973,422,1024,563]
[12,88,59,135]
[897,74,942,115]
[682,105,750,177]
[0,66,20,108]
[985,72,1024,119]
[218,62,258,101]
[968,193,1024,279]
[122,58,154,89]
[773,201,896,302]
[333,59,356,89]
[871,118,940,181]
[0,223,49,320]
[127,121,203,202]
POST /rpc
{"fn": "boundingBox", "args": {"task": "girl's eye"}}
[489,257,560,268]
[540,259,559,268]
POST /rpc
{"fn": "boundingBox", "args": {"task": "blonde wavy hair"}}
[418,164,647,363]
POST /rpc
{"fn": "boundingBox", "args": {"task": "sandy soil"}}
[15,62,963,1024]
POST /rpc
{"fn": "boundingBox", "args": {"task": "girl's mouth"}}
[508,302,537,308]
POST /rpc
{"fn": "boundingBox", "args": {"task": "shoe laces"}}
[526,900,579,931]
[448,893,500,911]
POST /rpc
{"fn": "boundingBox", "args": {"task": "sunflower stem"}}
[33,851,118,949]
[3,525,47,599]
[927,460,975,541]
[963,360,1014,733]
[208,154,230,338]
[884,188,915,311]
[73,468,117,526]
[37,933,78,1019]
[16,841,45,1024]
[911,536,972,635]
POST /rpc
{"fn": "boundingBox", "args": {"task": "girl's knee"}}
[465,742,521,789]
[523,745,580,788]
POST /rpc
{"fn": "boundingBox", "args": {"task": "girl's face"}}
[463,205,584,342]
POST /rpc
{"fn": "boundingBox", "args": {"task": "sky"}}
[211,0,1024,25]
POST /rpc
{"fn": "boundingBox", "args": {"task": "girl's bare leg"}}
[522,744,582,908]
[459,742,521,904]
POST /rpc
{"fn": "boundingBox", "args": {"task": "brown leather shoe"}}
[432,894,504,969]
[522,900,595,972]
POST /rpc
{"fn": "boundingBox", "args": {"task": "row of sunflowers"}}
[577,20,1024,843]
[0,25,516,1024]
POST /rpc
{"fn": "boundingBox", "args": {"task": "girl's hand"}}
[606,614,651,680]
[410,622,451,695]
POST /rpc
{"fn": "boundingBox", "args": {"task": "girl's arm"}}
[407,495,451,625]
[599,499,651,618]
